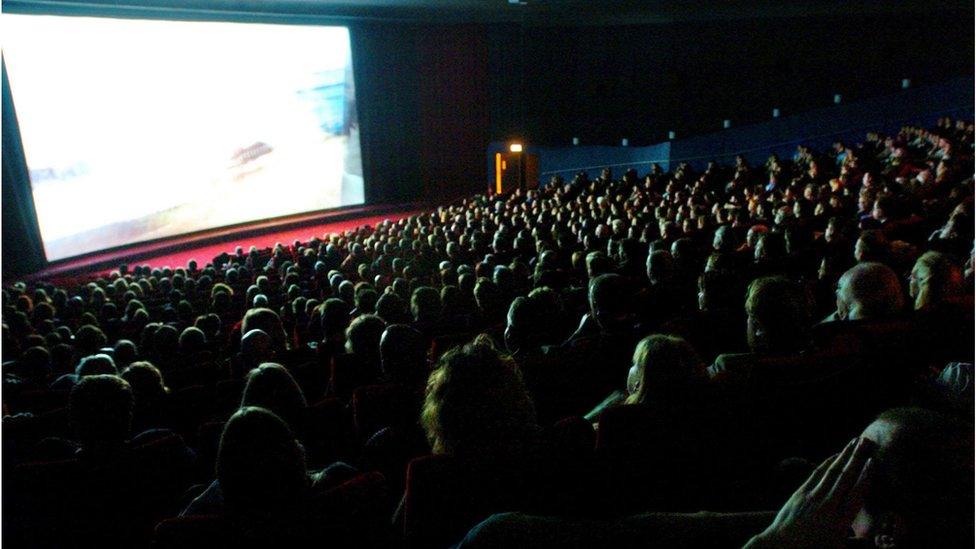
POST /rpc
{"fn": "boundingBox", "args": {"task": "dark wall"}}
[353,23,424,205]
[418,25,490,202]
[488,11,975,146]
[356,23,489,205]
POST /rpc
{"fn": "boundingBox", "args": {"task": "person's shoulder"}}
[181,479,222,517]
[708,352,755,383]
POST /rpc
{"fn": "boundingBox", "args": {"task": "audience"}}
[3,119,973,547]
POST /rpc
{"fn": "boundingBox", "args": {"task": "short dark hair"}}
[380,324,428,384]
[745,276,810,352]
[69,374,133,446]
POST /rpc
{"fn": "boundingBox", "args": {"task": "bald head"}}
[836,262,904,320]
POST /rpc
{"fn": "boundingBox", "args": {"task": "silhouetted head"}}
[588,273,632,332]
[217,406,308,517]
[909,251,964,312]
[379,324,428,385]
[240,329,274,375]
[75,353,117,377]
[179,326,207,355]
[242,308,289,353]
[504,296,544,354]
[345,313,386,368]
[112,339,138,369]
[240,363,308,429]
[745,276,810,353]
[121,361,169,402]
[411,287,441,323]
[70,374,133,448]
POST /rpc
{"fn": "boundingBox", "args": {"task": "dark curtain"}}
[2,60,47,277]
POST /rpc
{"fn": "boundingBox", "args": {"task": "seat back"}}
[595,405,723,512]
[301,398,353,466]
[352,383,421,441]
[154,472,392,548]
[429,331,475,360]
[8,432,194,547]
[402,453,590,548]
[720,348,874,458]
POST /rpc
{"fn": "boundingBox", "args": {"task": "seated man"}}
[69,374,134,458]
[456,408,972,549]
[821,262,905,323]
[505,296,569,424]
[746,407,972,548]
[708,276,812,383]
[561,273,643,410]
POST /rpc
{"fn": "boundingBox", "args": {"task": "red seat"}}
[429,331,476,360]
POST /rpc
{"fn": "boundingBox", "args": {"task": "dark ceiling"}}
[4,0,972,25]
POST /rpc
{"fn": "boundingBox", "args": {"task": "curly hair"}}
[421,334,537,456]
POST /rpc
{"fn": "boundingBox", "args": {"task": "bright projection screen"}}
[3,14,364,261]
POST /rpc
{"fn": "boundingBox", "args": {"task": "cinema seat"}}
[402,441,598,549]
[8,432,195,548]
[429,331,476,360]
[595,404,727,513]
[300,397,352,466]
[351,383,422,441]
[152,472,392,548]
[712,348,874,459]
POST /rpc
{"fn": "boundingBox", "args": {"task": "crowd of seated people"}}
[2,118,973,548]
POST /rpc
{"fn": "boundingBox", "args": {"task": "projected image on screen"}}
[3,15,364,261]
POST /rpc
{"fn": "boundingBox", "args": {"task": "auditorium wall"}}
[487,78,974,187]
[487,11,975,147]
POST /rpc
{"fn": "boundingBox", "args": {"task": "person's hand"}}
[744,437,875,549]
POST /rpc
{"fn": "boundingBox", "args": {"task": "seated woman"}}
[421,334,540,460]
[240,362,308,431]
[909,251,973,363]
[182,406,355,517]
[909,250,965,313]
[585,334,708,424]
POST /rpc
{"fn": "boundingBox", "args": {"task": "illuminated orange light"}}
[495,153,502,194]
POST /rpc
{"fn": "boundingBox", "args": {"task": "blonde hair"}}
[625,334,705,406]
[912,251,964,311]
